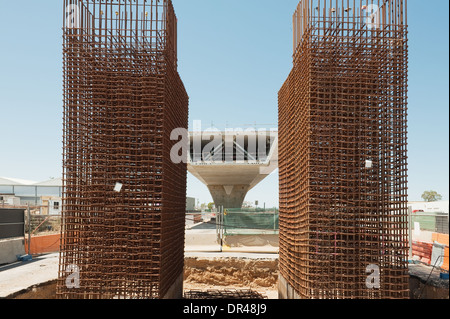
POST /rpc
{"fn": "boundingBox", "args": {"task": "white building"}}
[0,177,62,207]
[408,200,449,215]
[186,197,196,212]
[0,194,21,206]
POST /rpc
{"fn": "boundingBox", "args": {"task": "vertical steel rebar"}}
[57,0,188,299]
[279,0,409,299]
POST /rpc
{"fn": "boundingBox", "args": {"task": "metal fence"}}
[411,212,449,235]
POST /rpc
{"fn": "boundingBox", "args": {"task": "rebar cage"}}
[57,0,188,299]
[279,0,409,299]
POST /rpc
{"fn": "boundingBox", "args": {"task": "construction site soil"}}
[7,257,279,299]
[7,261,449,299]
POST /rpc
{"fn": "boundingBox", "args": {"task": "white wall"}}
[408,201,449,215]
[0,195,21,206]
[0,238,25,265]
[48,198,62,215]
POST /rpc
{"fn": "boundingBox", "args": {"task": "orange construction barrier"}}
[25,233,60,255]
[432,233,449,246]
[430,233,449,270]
[412,241,433,265]
[442,247,449,271]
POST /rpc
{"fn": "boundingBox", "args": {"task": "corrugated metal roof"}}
[0,177,37,186]
[32,178,63,187]
[0,177,62,187]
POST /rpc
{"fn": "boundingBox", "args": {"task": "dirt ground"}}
[8,280,57,299]
[7,257,279,299]
[184,257,278,299]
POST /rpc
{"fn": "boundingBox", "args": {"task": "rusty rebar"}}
[279,0,409,299]
[57,0,188,299]
[184,289,268,300]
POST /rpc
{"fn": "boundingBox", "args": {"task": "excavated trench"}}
[6,257,279,299]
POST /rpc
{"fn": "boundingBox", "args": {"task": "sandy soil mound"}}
[184,257,278,289]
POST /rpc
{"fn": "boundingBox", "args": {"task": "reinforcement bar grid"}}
[279,0,409,299]
[57,0,188,299]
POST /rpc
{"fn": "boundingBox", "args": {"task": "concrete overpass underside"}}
[188,131,278,209]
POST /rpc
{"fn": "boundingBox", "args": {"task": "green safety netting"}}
[411,213,448,233]
[222,209,279,235]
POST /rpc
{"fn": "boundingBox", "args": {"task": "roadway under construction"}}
[57,0,410,300]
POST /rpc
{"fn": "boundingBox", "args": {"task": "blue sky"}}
[0,1,448,208]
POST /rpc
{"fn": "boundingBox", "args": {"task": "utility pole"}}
[27,204,31,257]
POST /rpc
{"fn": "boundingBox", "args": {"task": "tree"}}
[207,202,215,210]
[421,190,443,202]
